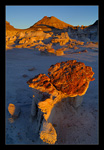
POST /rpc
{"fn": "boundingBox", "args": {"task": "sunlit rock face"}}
[27,73,59,97]
[27,59,95,144]
[48,60,95,97]
[51,32,70,46]
[8,103,21,120]
[39,122,57,144]
[31,16,74,30]
[8,103,16,116]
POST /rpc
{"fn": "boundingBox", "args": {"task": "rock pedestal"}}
[27,59,95,144]
[68,96,83,108]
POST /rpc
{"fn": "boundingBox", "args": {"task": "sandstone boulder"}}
[48,60,95,97]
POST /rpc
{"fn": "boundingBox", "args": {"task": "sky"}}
[6,5,98,29]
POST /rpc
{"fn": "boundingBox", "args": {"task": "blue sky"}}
[6,5,98,29]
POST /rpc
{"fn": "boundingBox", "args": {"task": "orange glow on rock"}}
[40,122,57,144]
[8,103,15,116]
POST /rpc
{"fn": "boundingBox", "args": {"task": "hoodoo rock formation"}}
[27,60,95,144]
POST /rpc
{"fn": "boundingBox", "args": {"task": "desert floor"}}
[6,46,98,144]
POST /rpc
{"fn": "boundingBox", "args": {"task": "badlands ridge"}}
[6,16,98,54]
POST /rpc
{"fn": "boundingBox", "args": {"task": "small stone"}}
[28,67,36,71]
[81,49,88,53]
[8,103,15,116]
[53,123,57,127]
[22,74,28,78]
[55,49,64,56]
[8,103,21,119]
[74,46,79,50]
[46,48,55,54]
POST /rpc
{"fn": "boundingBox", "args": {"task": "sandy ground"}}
[6,46,98,145]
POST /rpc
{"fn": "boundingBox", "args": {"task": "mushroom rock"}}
[27,60,95,144]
